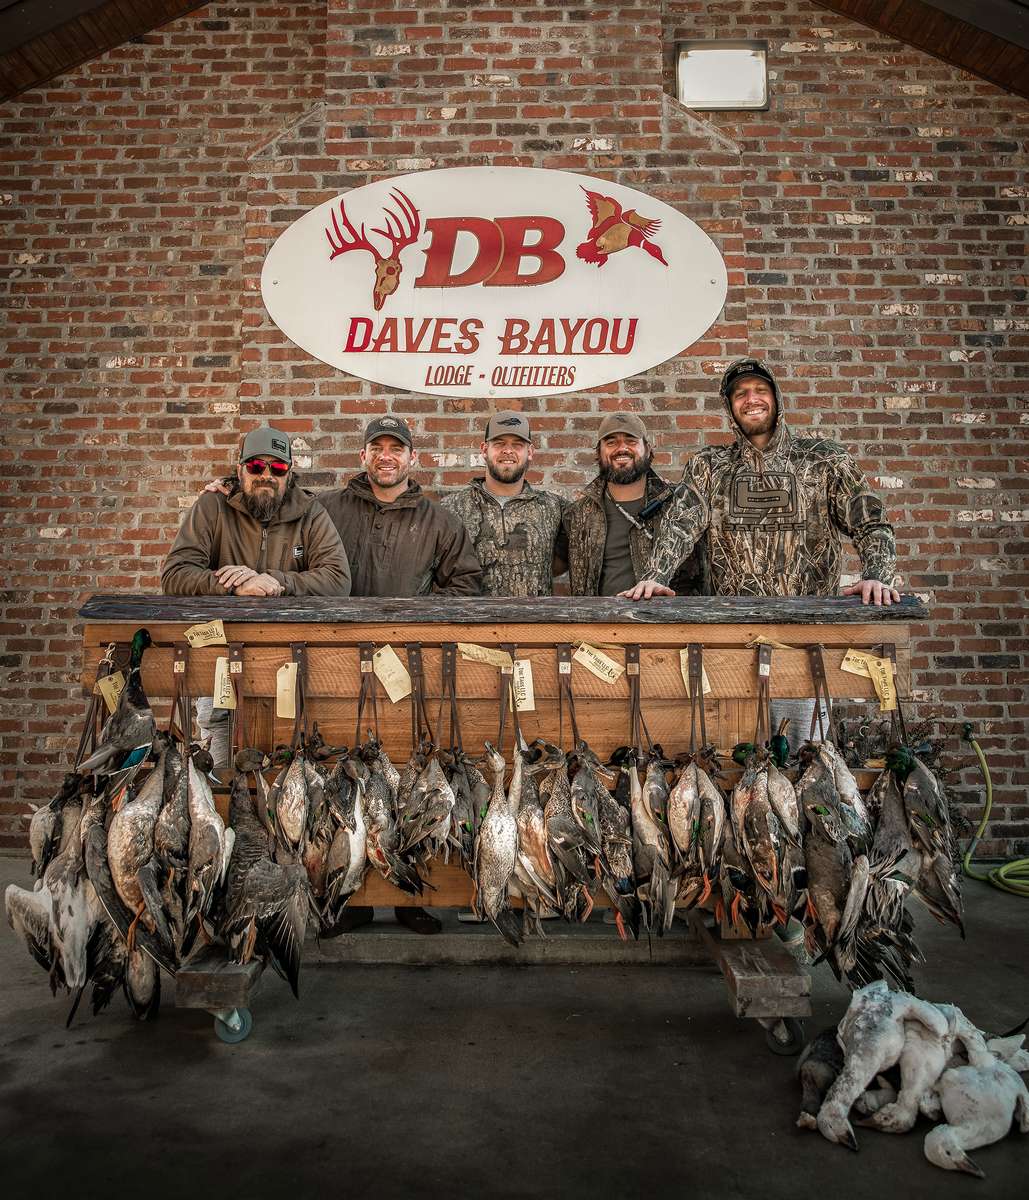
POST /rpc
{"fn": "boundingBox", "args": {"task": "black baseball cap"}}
[363,415,413,449]
[719,357,780,400]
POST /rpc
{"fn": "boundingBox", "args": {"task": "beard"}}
[599,444,653,486]
[366,462,409,489]
[486,457,528,485]
[242,483,284,522]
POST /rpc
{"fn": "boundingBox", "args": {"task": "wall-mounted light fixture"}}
[675,40,769,111]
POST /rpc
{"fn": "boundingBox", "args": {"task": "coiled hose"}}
[961,724,1029,898]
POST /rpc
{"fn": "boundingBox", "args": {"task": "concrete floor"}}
[1,853,1026,1200]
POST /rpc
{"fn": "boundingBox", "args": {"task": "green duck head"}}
[886,744,916,780]
[731,741,757,766]
[129,628,152,670]
[768,734,790,768]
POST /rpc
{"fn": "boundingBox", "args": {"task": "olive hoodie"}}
[317,473,482,597]
[161,483,352,596]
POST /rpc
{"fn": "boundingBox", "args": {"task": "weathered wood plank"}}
[79,593,928,625]
[689,913,811,1018]
[88,643,903,702]
[175,946,263,1010]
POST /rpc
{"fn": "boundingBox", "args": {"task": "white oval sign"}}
[261,167,727,399]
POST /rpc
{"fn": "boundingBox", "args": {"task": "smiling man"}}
[562,413,706,597]
[316,415,482,599]
[441,411,567,597]
[622,358,899,604]
[162,426,351,598]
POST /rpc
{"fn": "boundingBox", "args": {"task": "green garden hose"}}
[961,725,1029,898]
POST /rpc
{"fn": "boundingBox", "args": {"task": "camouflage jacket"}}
[647,394,896,596]
[563,470,707,596]
[440,478,567,597]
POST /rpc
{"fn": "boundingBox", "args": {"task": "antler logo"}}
[325,189,421,311]
[576,188,668,268]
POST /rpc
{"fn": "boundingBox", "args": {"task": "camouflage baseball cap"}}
[363,415,413,448]
[484,411,531,442]
[597,412,647,442]
[239,426,292,464]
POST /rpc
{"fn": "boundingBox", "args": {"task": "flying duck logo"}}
[262,166,727,398]
[576,189,668,268]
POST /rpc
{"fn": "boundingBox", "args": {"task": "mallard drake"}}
[513,743,561,935]
[77,629,155,777]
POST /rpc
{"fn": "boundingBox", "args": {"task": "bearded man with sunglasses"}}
[162,425,352,598]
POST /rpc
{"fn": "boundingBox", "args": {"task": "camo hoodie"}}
[646,360,896,595]
[440,478,567,597]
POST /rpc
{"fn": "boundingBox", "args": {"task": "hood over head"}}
[718,357,788,457]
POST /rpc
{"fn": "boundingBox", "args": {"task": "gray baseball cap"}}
[484,411,531,443]
[363,415,413,448]
[597,412,647,442]
[239,426,293,464]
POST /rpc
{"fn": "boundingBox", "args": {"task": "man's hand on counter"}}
[841,580,902,607]
[234,573,284,597]
[215,564,257,590]
[204,479,231,495]
[618,579,677,600]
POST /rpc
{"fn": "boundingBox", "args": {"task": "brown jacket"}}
[317,474,482,598]
[161,485,352,596]
[563,470,707,597]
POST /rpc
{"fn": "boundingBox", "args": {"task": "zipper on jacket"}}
[259,525,268,572]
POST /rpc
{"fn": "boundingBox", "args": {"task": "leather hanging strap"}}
[806,644,834,743]
[879,642,908,744]
[406,642,436,747]
[625,645,653,756]
[354,643,379,746]
[496,643,522,751]
[436,642,463,754]
[556,643,580,750]
[168,643,191,744]
[686,642,708,754]
[228,642,246,754]
[289,642,308,750]
[753,643,773,747]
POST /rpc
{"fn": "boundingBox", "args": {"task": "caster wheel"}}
[764,1017,805,1056]
[214,1007,253,1044]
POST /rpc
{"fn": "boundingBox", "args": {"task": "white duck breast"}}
[667,762,701,864]
[924,1059,1029,1177]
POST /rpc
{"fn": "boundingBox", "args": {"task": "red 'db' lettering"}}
[487,217,565,286]
[414,218,503,288]
[414,216,565,289]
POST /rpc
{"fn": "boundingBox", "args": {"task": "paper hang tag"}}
[840,648,896,711]
[573,642,624,684]
[373,644,412,704]
[276,661,298,719]
[184,618,227,648]
[458,643,513,670]
[678,651,712,697]
[509,659,536,712]
[747,635,794,651]
[94,671,125,714]
[867,655,897,712]
[212,656,236,710]
[841,649,875,679]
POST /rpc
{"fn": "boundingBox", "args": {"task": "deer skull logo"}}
[325,189,421,311]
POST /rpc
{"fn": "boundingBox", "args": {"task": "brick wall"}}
[1,1,1025,856]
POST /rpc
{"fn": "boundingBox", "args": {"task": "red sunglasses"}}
[243,457,290,477]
